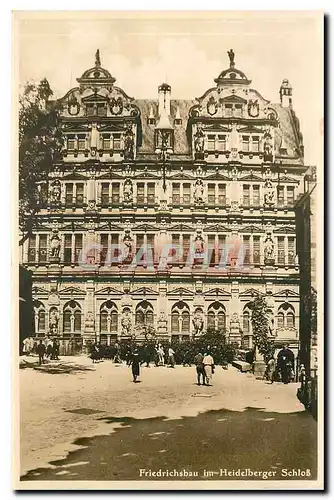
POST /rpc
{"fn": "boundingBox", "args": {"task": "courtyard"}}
[18,355,317,484]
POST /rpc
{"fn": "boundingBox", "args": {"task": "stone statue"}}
[158,311,167,324]
[194,179,204,204]
[194,234,204,254]
[264,132,273,156]
[124,125,134,160]
[50,180,61,204]
[49,309,59,335]
[123,179,133,203]
[194,127,205,154]
[264,179,275,207]
[50,233,61,258]
[227,49,235,66]
[121,230,133,261]
[121,310,132,336]
[193,310,204,335]
[264,235,275,263]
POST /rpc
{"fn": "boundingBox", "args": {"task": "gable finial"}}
[95,49,101,67]
[227,49,235,68]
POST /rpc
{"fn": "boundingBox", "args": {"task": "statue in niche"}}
[50,233,61,259]
[49,309,59,335]
[194,179,204,204]
[121,230,133,261]
[194,125,205,156]
[124,124,134,160]
[123,178,133,203]
[264,179,275,206]
[193,310,204,335]
[49,180,61,204]
[264,235,275,263]
[121,309,132,336]
[194,233,204,255]
[264,132,274,157]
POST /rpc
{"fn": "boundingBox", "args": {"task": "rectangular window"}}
[111,234,119,263]
[218,135,226,151]
[64,234,72,264]
[287,186,295,207]
[207,135,215,151]
[252,136,260,152]
[103,136,110,150]
[74,234,82,265]
[208,184,215,205]
[183,183,190,204]
[76,183,84,207]
[242,136,250,152]
[147,183,155,204]
[147,234,155,261]
[136,234,144,258]
[28,235,36,262]
[234,104,242,117]
[243,185,250,207]
[288,237,295,265]
[39,235,47,263]
[111,183,120,204]
[218,184,226,205]
[278,237,285,265]
[253,236,260,265]
[100,234,109,266]
[113,134,121,151]
[277,186,284,207]
[182,234,190,264]
[65,183,73,207]
[78,135,86,151]
[137,183,145,204]
[218,235,226,264]
[67,136,75,150]
[101,183,109,207]
[208,235,216,266]
[97,104,107,117]
[172,183,180,205]
[243,236,250,265]
[253,185,260,206]
[225,104,232,117]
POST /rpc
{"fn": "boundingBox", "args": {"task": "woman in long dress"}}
[130,349,141,382]
[203,352,215,385]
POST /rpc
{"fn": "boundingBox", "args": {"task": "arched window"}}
[171,301,190,334]
[33,300,46,333]
[277,303,295,328]
[100,301,118,333]
[135,301,154,326]
[243,303,252,335]
[207,302,226,330]
[63,300,81,333]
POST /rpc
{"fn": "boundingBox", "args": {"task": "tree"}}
[19,78,62,245]
[249,294,275,362]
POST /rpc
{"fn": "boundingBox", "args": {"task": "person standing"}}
[130,349,141,382]
[168,347,175,368]
[277,344,295,384]
[46,339,53,359]
[264,356,276,384]
[194,352,205,385]
[203,352,215,386]
[36,340,46,366]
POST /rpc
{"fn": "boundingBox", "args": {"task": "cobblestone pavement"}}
[19,355,317,482]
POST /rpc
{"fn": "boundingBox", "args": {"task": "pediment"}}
[97,172,123,180]
[62,122,89,132]
[59,286,86,296]
[203,124,230,132]
[238,125,263,134]
[273,289,299,297]
[133,224,157,232]
[169,172,194,180]
[205,172,230,181]
[133,172,161,180]
[167,287,194,296]
[204,288,231,297]
[239,173,263,182]
[219,95,247,104]
[99,223,121,232]
[32,286,49,296]
[169,223,193,232]
[82,93,108,103]
[278,175,299,184]
[96,286,123,296]
[240,225,264,233]
[34,223,52,231]
[132,286,159,296]
[62,172,88,181]
[273,226,295,234]
[98,123,125,133]
[205,224,230,233]
[239,288,261,297]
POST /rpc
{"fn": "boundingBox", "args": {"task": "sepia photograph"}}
[13,10,324,490]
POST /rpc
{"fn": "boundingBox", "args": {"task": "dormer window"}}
[242,135,250,152]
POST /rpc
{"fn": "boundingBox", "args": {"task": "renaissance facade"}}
[20,50,309,354]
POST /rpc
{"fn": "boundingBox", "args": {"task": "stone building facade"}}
[20,50,310,353]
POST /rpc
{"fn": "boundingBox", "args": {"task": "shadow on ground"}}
[21,407,317,482]
[19,359,95,374]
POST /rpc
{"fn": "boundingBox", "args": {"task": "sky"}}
[14,11,323,167]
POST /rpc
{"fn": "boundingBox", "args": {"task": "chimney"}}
[279,79,293,107]
[158,82,171,116]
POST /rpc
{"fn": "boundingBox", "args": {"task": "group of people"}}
[194,352,215,385]
[33,338,60,365]
[264,344,295,384]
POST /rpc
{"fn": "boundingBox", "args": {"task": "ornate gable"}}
[59,286,86,296]
[205,223,230,233]
[96,286,123,296]
[204,287,231,297]
[32,286,49,296]
[239,288,262,297]
[167,287,194,296]
[132,286,159,296]
[273,289,299,297]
